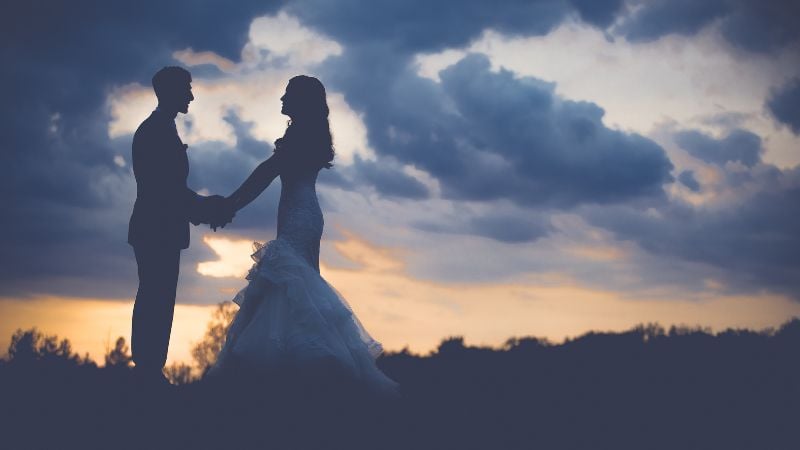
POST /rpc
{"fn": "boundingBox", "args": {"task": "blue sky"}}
[2,0,799,361]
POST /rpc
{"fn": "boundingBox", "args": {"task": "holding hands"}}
[200,195,236,231]
[194,152,280,232]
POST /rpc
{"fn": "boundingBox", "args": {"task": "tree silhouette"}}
[436,336,466,355]
[7,327,91,367]
[164,361,194,385]
[104,336,132,368]
[191,301,237,375]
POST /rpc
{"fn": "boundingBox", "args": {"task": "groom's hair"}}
[152,66,192,100]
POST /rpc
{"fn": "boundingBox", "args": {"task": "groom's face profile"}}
[152,66,194,114]
[164,81,193,114]
[175,82,194,114]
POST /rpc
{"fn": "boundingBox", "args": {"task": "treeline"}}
[0,301,238,384]
[0,309,797,449]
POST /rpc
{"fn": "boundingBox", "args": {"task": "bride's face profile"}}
[274,75,335,169]
[280,83,298,119]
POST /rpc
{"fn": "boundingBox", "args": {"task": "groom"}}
[128,66,233,386]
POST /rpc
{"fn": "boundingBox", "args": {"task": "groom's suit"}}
[128,108,206,372]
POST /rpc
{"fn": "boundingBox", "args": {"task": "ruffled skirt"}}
[211,239,399,396]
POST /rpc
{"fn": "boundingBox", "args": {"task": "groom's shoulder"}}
[134,112,170,142]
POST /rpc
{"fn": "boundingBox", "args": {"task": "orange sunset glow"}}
[4,231,798,366]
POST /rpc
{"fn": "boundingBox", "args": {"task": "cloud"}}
[614,0,800,53]
[468,214,553,244]
[766,77,800,134]
[246,11,343,68]
[196,235,255,278]
[351,155,429,200]
[222,110,273,159]
[582,164,800,298]
[677,170,701,192]
[287,0,570,54]
[719,0,800,53]
[569,0,624,28]
[414,207,554,244]
[322,51,674,208]
[675,128,762,167]
[172,49,237,73]
[615,0,728,43]
[3,1,798,312]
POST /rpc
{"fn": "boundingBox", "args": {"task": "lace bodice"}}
[276,170,323,271]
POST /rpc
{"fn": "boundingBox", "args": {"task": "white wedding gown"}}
[211,169,399,396]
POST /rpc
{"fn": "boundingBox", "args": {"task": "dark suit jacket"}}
[128,109,202,250]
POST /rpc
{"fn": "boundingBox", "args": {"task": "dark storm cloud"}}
[697,111,753,132]
[583,165,800,297]
[317,167,357,190]
[287,0,623,55]
[603,125,800,299]
[320,51,673,210]
[0,0,284,297]
[615,0,728,43]
[675,128,762,167]
[615,0,800,53]
[766,77,800,135]
[222,111,274,160]
[718,0,800,53]
[468,214,553,243]
[440,55,674,205]
[414,210,554,244]
[351,155,429,200]
[677,170,701,192]
[569,0,625,28]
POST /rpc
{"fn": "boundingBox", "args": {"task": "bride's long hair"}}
[274,75,335,170]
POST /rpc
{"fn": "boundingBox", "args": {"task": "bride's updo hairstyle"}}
[274,75,335,171]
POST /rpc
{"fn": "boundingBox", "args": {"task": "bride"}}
[209,75,399,397]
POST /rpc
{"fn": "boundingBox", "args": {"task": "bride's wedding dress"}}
[211,169,399,396]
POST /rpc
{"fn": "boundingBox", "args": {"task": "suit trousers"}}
[132,245,181,372]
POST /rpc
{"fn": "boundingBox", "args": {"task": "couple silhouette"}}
[128,66,398,396]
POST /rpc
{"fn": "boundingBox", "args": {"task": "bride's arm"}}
[227,154,282,212]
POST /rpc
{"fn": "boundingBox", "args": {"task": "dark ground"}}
[1,320,798,450]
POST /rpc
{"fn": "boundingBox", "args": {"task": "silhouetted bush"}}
[190,301,237,375]
[104,336,132,368]
[164,361,194,385]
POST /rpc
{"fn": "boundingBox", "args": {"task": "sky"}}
[2,0,800,365]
